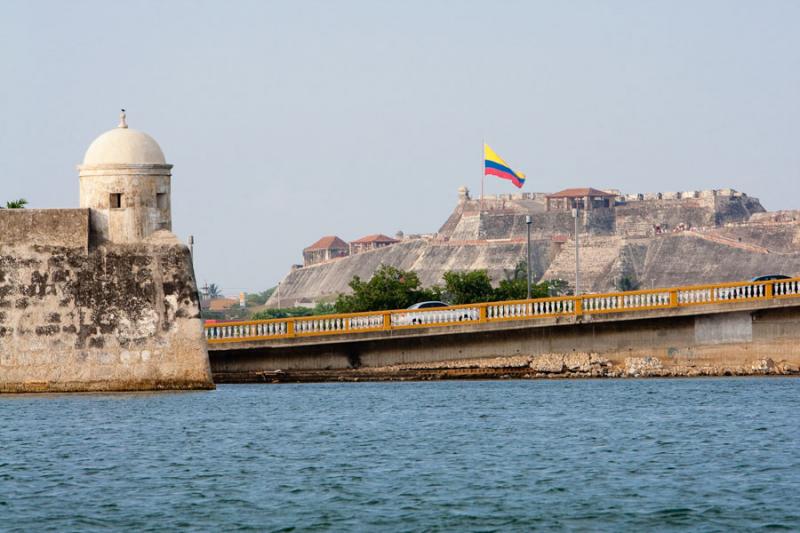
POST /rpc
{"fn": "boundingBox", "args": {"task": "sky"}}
[1,0,799,295]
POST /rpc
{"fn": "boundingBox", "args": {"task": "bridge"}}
[205,278,800,382]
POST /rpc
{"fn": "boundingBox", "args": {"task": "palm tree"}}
[503,260,528,282]
[207,283,222,299]
[4,198,28,209]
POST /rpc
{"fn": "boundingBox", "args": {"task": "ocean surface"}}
[2,378,799,532]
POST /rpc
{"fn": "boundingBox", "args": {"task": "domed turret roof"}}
[82,111,166,166]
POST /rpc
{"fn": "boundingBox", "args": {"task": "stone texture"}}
[751,358,776,374]
[0,209,89,249]
[530,354,565,373]
[625,356,664,376]
[0,237,213,392]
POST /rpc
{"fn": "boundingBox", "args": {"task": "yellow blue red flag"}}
[484,144,525,188]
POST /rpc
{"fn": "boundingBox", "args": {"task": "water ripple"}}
[1,378,799,530]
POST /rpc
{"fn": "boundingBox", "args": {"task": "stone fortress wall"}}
[267,186,800,308]
[0,211,212,392]
[0,113,213,392]
[443,187,763,241]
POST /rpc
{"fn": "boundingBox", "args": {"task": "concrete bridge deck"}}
[205,278,800,382]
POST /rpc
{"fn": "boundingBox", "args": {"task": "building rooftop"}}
[304,235,349,251]
[547,188,616,198]
[351,234,399,244]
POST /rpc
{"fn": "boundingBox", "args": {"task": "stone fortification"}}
[541,233,800,291]
[0,209,90,249]
[439,188,763,241]
[271,238,558,306]
[269,185,800,307]
[0,112,213,392]
[0,209,212,392]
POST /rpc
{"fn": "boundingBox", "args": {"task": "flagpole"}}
[480,138,484,213]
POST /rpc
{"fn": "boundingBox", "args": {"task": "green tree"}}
[488,261,546,301]
[251,306,313,320]
[250,301,337,320]
[616,275,640,292]
[4,198,27,209]
[335,264,441,313]
[442,270,495,305]
[494,278,551,301]
[502,260,529,283]
[547,278,572,296]
[312,302,337,315]
[245,287,276,307]
[206,283,222,299]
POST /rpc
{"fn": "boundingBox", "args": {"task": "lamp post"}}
[572,206,580,295]
[525,215,532,300]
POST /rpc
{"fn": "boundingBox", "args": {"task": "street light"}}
[525,215,532,300]
[572,206,580,295]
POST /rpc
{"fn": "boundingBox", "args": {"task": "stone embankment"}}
[215,353,800,383]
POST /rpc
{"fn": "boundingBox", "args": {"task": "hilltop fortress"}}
[0,113,213,392]
[268,185,800,307]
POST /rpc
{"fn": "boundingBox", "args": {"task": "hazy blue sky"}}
[2,1,798,294]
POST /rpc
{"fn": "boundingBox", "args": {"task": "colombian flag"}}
[484,144,526,188]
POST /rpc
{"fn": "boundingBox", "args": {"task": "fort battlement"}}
[0,113,213,393]
[461,187,748,204]
[441,186,764,241]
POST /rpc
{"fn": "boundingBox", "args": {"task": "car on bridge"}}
[407,301,450,310]
[751,274,791,282]
[405,301,477,325]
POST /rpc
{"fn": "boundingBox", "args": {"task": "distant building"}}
[349,234,399,255]
[546,188,617,211]
[202,297,238,312]
[303,235,349,266]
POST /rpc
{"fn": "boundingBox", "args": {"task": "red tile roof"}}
[207,298,238,311]
[350,234,399,245]
[547,187,616,198]
[304,235,349,251]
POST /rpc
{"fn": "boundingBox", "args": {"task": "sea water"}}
[2,378,799,531]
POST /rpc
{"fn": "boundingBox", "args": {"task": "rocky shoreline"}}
[212,352,800,384]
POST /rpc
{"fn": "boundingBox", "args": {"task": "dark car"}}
[751,274,791,282]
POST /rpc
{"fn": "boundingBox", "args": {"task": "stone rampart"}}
[0,210,213,392]
[279,187,787,305]
[266,238,558,307]
[0,209,90,249]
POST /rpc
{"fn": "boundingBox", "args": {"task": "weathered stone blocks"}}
[0,219,213,392]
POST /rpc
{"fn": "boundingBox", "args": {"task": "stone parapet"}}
[0,209,89,250]
[0,241,213,392]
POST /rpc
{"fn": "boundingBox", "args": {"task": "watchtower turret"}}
[78,110,172,243]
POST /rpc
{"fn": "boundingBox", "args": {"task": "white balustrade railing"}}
[391,307,480,327]
[677,283,764,305]
[774,279,800,297]
[346,314,385,331]
[582,291,672,313]
[486,298,573,320]
[294,313,385,334]
[206,279,800,343]
[204,320,289,341]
